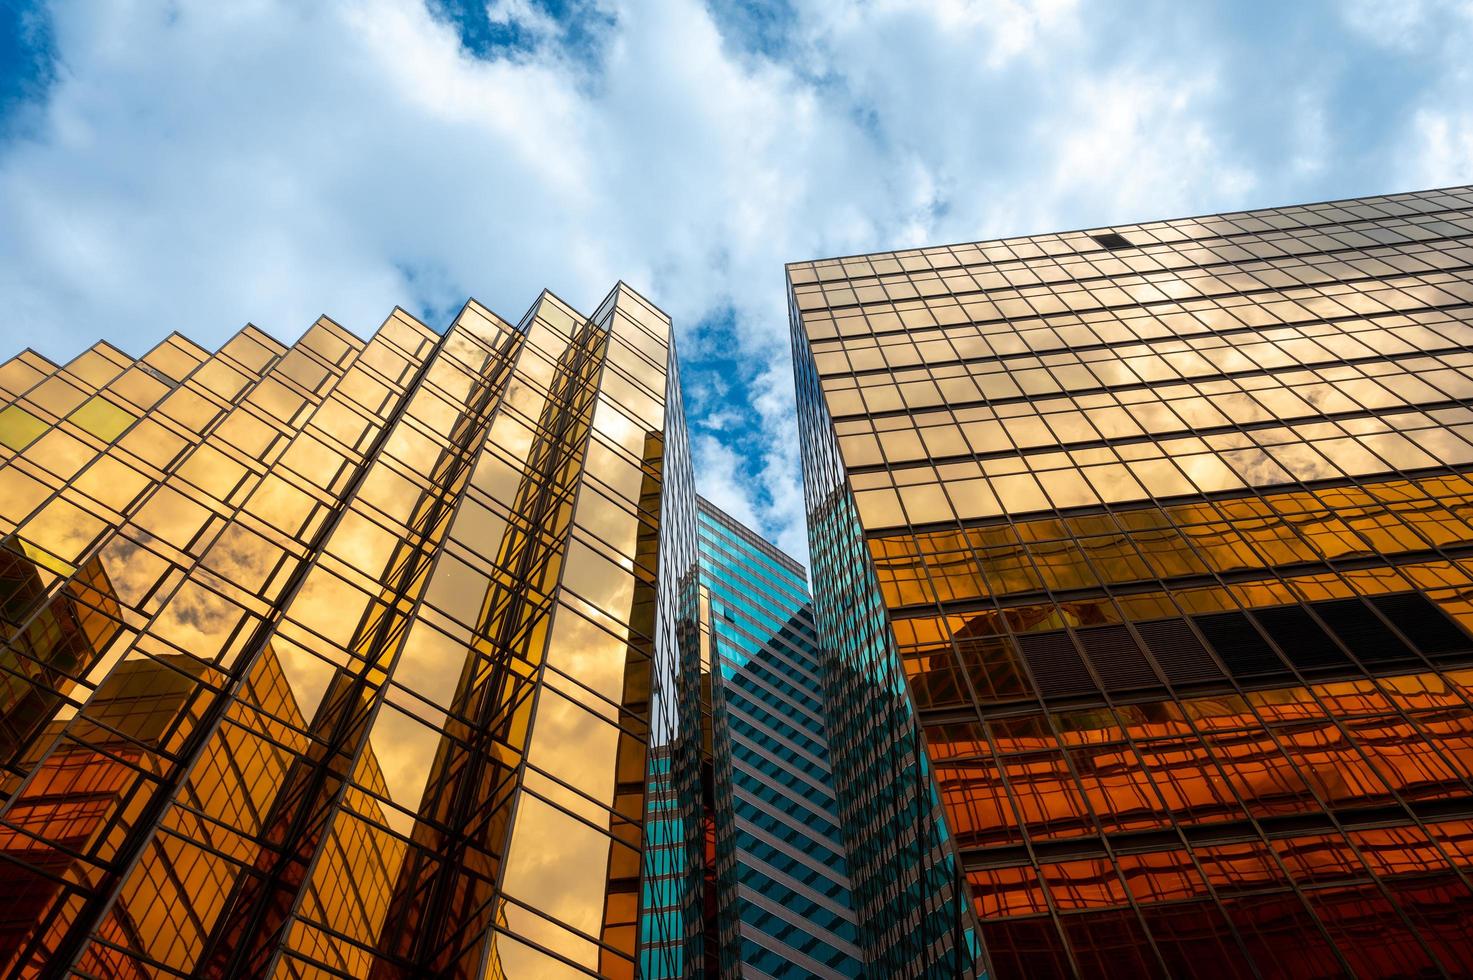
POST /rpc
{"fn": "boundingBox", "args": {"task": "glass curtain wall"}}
[790,185,1473,979]
[695,497,865,979]
[0,282,702,979]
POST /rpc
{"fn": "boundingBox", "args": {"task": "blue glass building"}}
[790,308,984,978]
[695,498,868,979]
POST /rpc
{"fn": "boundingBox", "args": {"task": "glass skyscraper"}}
[13,180,1473,979]
[694,497,864,979]
[0,283,706,979]
[790,185,1473,978]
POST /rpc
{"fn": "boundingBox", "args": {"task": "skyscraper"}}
[790,185,1473,978]
[695,497,865,979]
[0,283,705,978]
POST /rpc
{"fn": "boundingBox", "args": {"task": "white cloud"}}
[485,0,563,41]
[692,433,761,528]
[1340,0,1473,50]
[1,0,1467,558]
[1354,0,1473,193]
[1035,68,1256,225]
[1408,109,1473,188]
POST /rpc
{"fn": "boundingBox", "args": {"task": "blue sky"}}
[2,0,1471,558]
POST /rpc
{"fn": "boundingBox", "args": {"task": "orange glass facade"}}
[0,283,703,978]
[790,185,1473,978]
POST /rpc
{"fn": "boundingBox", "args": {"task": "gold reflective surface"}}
[793,185,1473,978]
[0,286,686,978]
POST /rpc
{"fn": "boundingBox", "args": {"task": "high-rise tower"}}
[791,185,1473,978]
[0,283,704,979]
[695,497,865,979]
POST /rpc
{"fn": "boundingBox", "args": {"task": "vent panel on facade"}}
[1315,597,1420,670]
[1134,618,1225,685]
[1192,612,1288,678]
[1369,592,1473,656]
[1075,625,1162,690]
[1252,605,1352,673]
[1090,231,1134,250]
[1016,630,1096,698]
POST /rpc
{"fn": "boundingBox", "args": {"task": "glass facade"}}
[695,497,865,979]
[0,282,705,978]
[790,185,1473,978]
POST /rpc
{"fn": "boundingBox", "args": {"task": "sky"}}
[2,0,1472,562]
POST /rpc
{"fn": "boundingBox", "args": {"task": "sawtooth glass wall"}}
[789,185,1473,979]
[0,283,705,978]
[695,496,865,979]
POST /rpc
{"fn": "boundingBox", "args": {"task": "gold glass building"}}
[790,185,1473,978]
[0,283,705,978]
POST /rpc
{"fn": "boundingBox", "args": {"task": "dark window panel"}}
[979,917,1074,980]
[1139,901,1257,980]
[1061,908,1166,980]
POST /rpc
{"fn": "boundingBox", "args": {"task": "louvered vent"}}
[1075,625,1162,690]
[1135,618,1225,685]
[993,592,1473,701]
[1252,605,1351,673]
[1091,231,1134,250]
[1315,597,1419,669]
[1192,612,1287,677]
[1016,630,1096,698]
[1369,593,1473,657]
